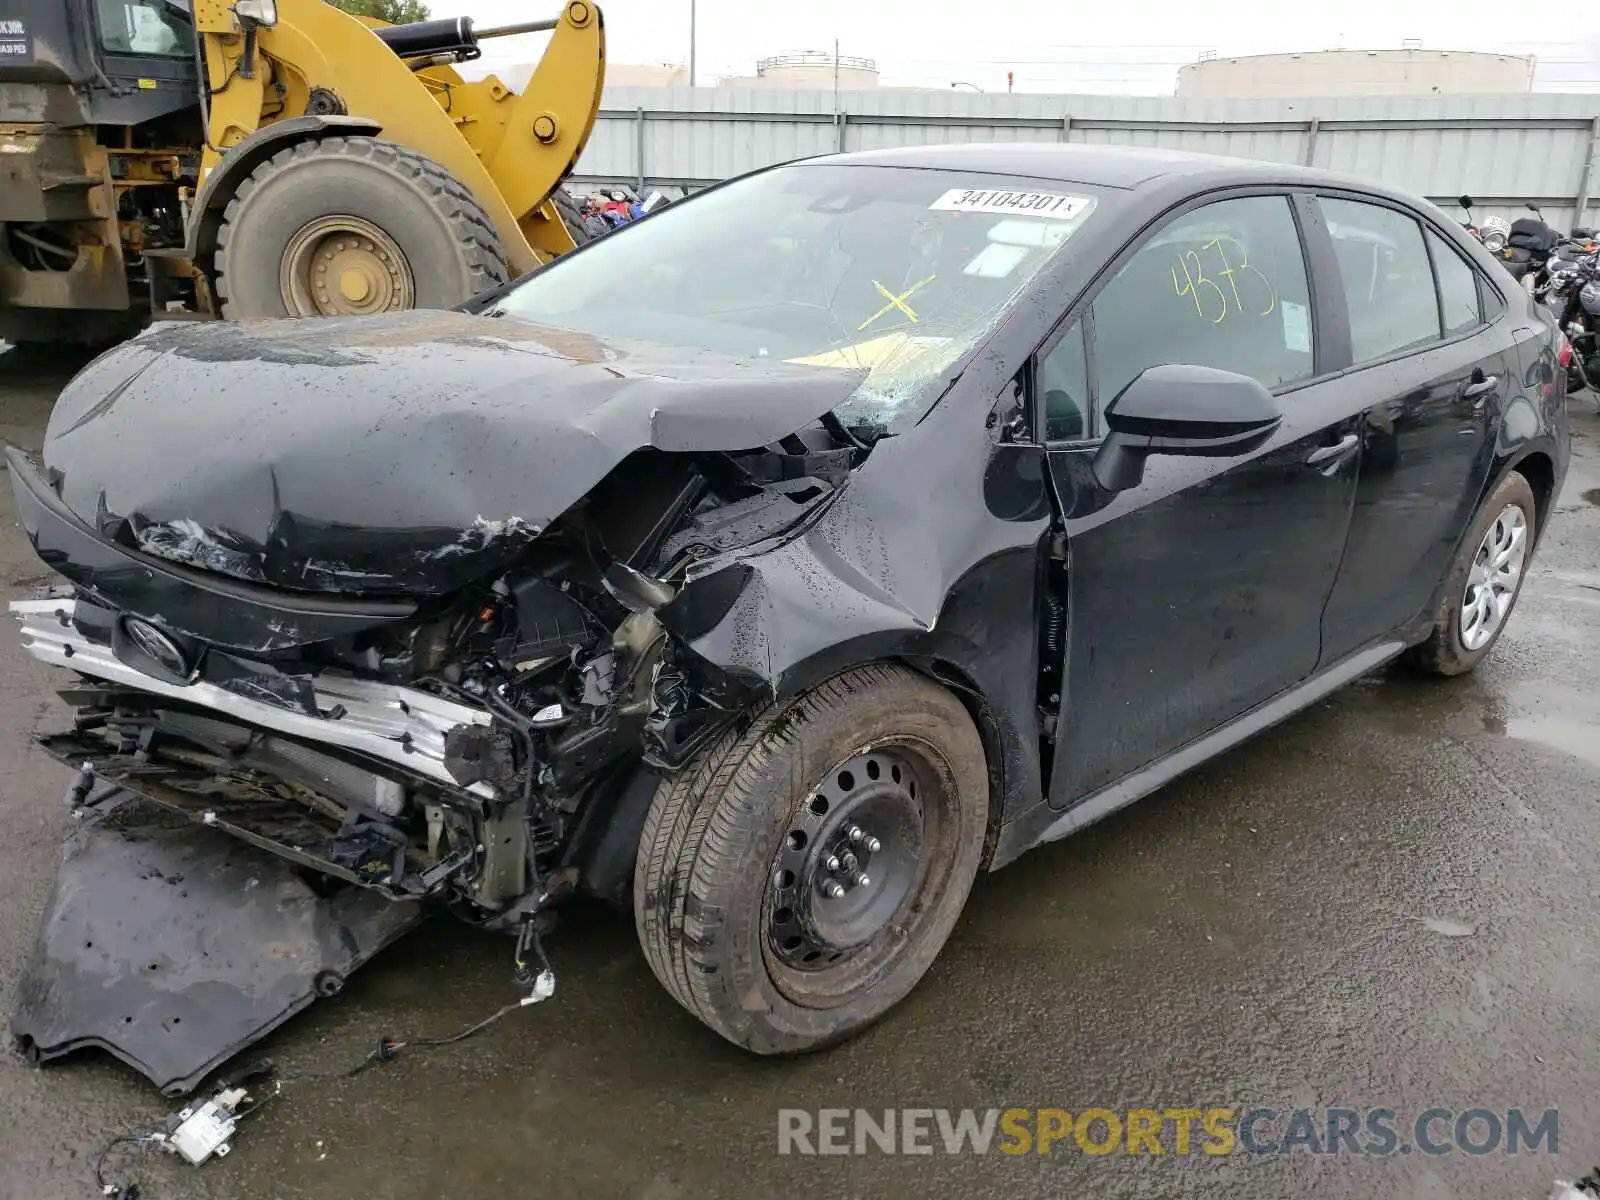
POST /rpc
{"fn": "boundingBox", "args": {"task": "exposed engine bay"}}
[14,426,859,923]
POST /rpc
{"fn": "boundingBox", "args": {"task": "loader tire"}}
[551,186,594,247]
[634,663,988,1056]
[214,136,509,320]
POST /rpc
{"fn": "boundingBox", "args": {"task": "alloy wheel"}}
[1460,503,1529,651]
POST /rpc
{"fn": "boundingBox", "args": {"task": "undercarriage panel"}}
[10,788,424,1096]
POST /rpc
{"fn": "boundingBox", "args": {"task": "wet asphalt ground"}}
[0,345,1596,1200]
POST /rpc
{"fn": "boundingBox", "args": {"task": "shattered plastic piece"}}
[1419,917,1477,937]
[417,515,537,562]
[134,518,265,582]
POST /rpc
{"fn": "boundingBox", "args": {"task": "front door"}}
[1313,197,1508,662]
[1038,192,1363,808]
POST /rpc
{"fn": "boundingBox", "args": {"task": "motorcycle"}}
[1534,243,1600,401]
[1459,195,1510,253]
[1456,199,1562,290]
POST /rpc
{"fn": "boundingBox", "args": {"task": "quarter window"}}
[1319,197,1440,363]
[1090,195,1315,410]
[1427,228,1483,337]
[1039,322,1091,441]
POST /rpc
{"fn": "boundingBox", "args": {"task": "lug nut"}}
[847,825,864,843]
[825,855,841,872]
[863,835,882,853]
[823,880,845,899]
[855,873,871,888]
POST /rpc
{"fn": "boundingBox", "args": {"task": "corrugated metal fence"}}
[569,89,1600,229]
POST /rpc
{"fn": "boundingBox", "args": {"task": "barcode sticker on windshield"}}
[929,188,1092,220]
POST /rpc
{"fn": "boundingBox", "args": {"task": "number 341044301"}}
[1171,238,1277,324]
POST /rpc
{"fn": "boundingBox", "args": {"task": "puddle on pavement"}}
[1495,713,1600,768]
[1581,488,1600,505]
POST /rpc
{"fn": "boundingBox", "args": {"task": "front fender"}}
[666,396,1057,845]
[184,115,385,261]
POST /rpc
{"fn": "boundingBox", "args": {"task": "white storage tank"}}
[721,52,881,90]
[1177,48,1536,98]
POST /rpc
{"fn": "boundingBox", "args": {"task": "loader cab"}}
[0,0,200,125]
[86,0,201,122]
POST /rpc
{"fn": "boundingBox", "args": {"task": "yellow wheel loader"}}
[0,0,605,344]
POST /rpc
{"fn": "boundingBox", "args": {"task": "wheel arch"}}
[897,654,1012,872]
[1505,448,1558,538]
[733,629,1042,876]
[1409,443,1560,649]
[184,116,384,266]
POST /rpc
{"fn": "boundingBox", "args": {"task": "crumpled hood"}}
[41,311,865,595]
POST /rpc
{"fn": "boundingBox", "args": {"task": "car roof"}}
[804,142,1404,200]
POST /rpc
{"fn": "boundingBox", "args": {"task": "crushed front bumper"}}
[7,597,501,1092]
[12,787,424,1096]
[11,597,496,799]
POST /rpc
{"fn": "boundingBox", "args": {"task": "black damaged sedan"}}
[6,144,1570,1090]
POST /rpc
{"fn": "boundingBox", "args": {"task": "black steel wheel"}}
[634,663,988,1055]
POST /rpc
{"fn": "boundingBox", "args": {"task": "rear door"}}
[1314,196,1510,663]
[1038,191,1365,807]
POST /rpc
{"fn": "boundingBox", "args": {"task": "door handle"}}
[1459,374,1499,405]
[1305,433,1360,467]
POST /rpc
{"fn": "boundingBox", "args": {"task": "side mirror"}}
[1091,364,1283,492]
[1458,194,1474,212]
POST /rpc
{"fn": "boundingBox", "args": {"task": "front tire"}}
[1410,471,1537,676]
[550,186,594,247]
[214,136,509,320]
[634,663,988,1055]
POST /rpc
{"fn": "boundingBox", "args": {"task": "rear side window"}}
[1090,194,1314,409]
[1427,229,1483,337]
[1319,198,1440,363]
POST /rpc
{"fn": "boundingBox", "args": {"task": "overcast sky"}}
[429,0,1600,93]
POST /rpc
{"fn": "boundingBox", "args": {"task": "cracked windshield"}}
[487,164,1100,433]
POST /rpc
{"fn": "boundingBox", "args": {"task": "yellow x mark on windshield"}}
[859,275,936,331]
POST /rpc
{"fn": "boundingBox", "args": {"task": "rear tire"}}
[551,186,593,247]
[213,136,509,320]
[634,663,988,1055]
[1410,471,1537,676]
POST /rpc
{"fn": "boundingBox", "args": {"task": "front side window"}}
[486,164,1105,435]
[97,0,194,55]
[1319,197,1440,364]
[1089,194,1315,410]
